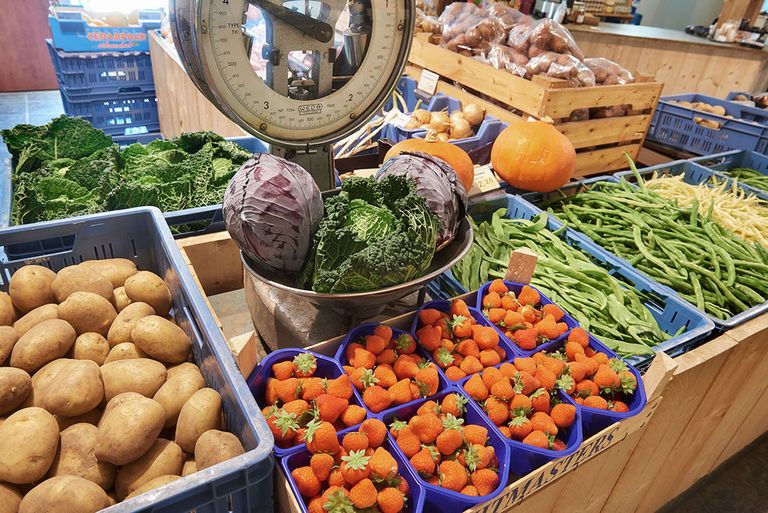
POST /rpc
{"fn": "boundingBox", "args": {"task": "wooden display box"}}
[407,33,664,177]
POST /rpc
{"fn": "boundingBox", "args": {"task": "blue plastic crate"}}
[48,8,163,53]
[430,193,715,368]
[691,149,768,201]
[0,207,274,512]
[47,40,155,96]
[59,87,159,136]
[614,159,730,187]
[647,93,768,155]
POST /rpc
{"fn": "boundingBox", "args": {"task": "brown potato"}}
[33,359,103,417]
[18,476,111,513]
[181,459,197,477]
[194,430,245,471]
[55,409,102,431]
[100,358,167,401]
[10,319,76,374]
[48,423,116,491]
[58,292,117,337]
[95,397,165,465]
[0,367,31,415]
[107,302,155,347]
[153,362,205,428]
[79,259,138,288]
[131,315,191,364]
[51,265,112,303]
[175,388,222,453]
[0,326,19,366]
[71,332,110,365]
[0,291,15,326]
[113,287,131,312]
[125,475,181,500]
[0,483,22,513]
[114,438,183,500]
[9,265,57,314]
[104,342,148,364]
[0,407,59,484]
[13,304,58,337]
[102,391,145,416]
[124,271,173,317]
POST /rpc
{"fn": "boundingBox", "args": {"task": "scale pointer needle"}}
[246,0,335,43]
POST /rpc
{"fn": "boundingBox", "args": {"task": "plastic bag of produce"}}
[487,3,534,36]
[509,18,585,61]
[484,44,529,78]
[584,57,635,85]
[526,52,595,87]
[416,8,443,35]
[439,3,505,56]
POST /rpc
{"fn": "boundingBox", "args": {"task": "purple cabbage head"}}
[375,152,468,247]
[223,153,323,273]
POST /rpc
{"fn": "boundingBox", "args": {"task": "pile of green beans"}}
[545,177,768,320]
[724,167,768,192]
[452,210,671,357]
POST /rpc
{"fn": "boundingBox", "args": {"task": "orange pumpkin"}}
[490,120,575,192]
[385,133,475,191]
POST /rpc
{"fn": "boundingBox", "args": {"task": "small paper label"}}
[390,111,413,128]
[418,69,440,95]
[468,164,501,197]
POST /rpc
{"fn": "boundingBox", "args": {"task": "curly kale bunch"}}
[300,175,439,293]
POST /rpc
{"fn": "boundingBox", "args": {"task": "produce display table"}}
[177,230,768,513]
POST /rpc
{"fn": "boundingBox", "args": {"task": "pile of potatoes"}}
[0,259,245,513]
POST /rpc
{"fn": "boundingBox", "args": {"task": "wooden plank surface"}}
[546,82,662,119]
[557,115,651,148]
[0,0,58,91]
[574,143,641,177]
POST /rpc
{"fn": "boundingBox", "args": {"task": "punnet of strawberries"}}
[463,356,576,451]
[552,328,639,411]
[415,299,508,382]
[389,393,502,497]
[342,325,442,413]
[290,418,412,513]
[480,280,570,351]
[262,352,364,451]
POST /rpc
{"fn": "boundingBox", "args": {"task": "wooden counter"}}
[570,23,768,96]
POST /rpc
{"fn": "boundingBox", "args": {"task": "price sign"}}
[390,111,413,128]
[467,164,501,197]
[417,69,440,95]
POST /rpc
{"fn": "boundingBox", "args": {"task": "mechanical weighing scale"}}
[169,0,472,346]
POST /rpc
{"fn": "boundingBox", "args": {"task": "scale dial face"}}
[172,0,414,147]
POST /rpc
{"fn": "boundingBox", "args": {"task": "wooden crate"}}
[407,34,664,177]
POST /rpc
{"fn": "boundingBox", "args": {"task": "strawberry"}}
[410,411,443,444]
[377,487,404,513]
[345,343,363,365]
[519,304,536,323]
[499,362,518,379]
[340,405,366,427]
[551,403,576,429]
[512,357,536,374]
[508,415,533,440]
[394,333,416,355]
[291,466,321,497]
[594,364,621,392]
[283,399,310,418]
[472,325,499,350]
[436,414,465,455]
[340,449,371,485]
[327,375,354,400]
[272,360,295,380]
[501,294,518,311]
[530,412,558,436]
[489,279,509,295]
[419,308,443,326]
[552,438,567,451]
[349,478,377,509]
[393,355,419,380]
[534,366,557,392]
[417,400,439,416]
[513,371,541,396]
[417,325,443,352]
[490,377,515,400]
[268,408,299,443]
[542,303,565,322]
[369,447,399,479]
[619,370,638,395]
[481,366,504,390]
[396,427,421,458]
[574,352,598,376]
[307,496,324,513]
[322,488,352,513]
[565,341,586,361]
[389,379,413,405]
[536,314,561,341]
[609,400,630,412]
[415,364,440,397]
[359,369,380,390]
[530,388,551,413]
[503,310,526,330]
[463,374,489,401]
[265,378,280,405]
[304,420,340,454]
[316,394,348,424]
[568,327,590,348]
[509,394,532,417]
[377,348,398,366]
[365,334,387,355]
[349,367,366,391]
[439,460,469,492]
[567,361,588,383]
[300,378,325,402]
[461,485,479,496]
[310,453,334,482]
[486,307,506,324]
[360,419,387,448]
[479,349,501,368]
[471,468,499,496]
[456,339,480,359]
[374,325,394,344]
[374,364,398,389]
[485,397,509,426]
[276,378,301,403]
[445,367,467,381]
[450,299,472,319]
[327,468,345,488]
[293,353,318,378]
[540,355,567,377]
[592,352,610,366]
[583,395,609,409]
[441,393,468,418]
[353,348,376,370]
[410,446,436,476]
[576,379,599,398]
[463,423,488,446]
[498,426,512,438]
[482,291,502,309]
[343,431,370,452]
[389,419,407,438]
[363,385,392,413]
[522,430,550,449]
[433,347,455,369]
[514,328,539,351]
[518,285,540,306]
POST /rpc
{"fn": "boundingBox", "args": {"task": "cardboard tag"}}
[504,248,538,284]
[390,111,413,128]
[467,164,502,197]
[417,69,440,95]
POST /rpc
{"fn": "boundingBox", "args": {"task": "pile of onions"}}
[403,103,485,140]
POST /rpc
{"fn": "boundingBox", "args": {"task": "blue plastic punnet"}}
[691,149,768,201]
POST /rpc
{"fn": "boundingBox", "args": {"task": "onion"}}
[462,103,485,126]
[422,122,448,133]
[404,118,421,130]
[436,132,450,142]
[450,117,473,139]
[430,111,450,126]
[449,111,466,125]
[412,109,431,125]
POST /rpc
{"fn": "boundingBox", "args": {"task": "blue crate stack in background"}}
[47,4,163,137]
